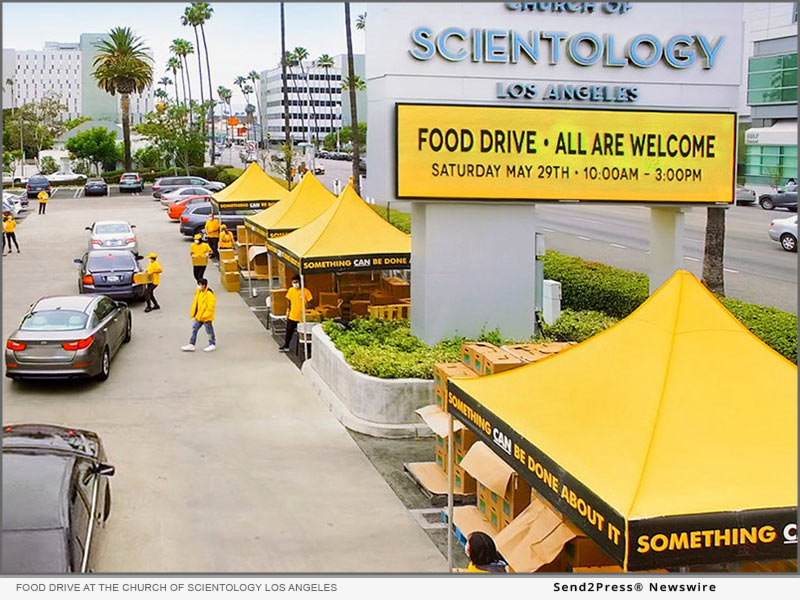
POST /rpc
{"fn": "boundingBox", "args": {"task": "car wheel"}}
[123,316,132,343]
[780,233,797,252]
[104,483,111,522]
[760,197,775,210]
[96,347,111,381]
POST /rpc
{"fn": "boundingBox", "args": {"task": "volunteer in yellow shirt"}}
[37,190,49,215]
[181,278,217,352]
[455,533,508,574]
[190,234,212,282]
[218,225,234,250]
[279,275,312,352]
[143,253,163,313]
[3,215,19,254]
[205,214,221,259]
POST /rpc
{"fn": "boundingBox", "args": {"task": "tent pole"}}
[300,273,308,362]
[447,413,454,573]
[267,250,273,331]
[247,229,253,298]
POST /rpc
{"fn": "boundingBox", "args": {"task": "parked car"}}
[167,195,212,221]
[3,192,23,217]
[2,423,115,573]
[735,186,757,205]
[152,176,224,198]
[358,159,367,174]
[46,172,86,183]
[84,178,108,197]
[159,186,214,208]
[26,175,51,199]
[119,172,143,193]
[76,250,146,301]
[5,294,131,381]
[317,150,331,159]
[314,164,325,175]
[4,190,29,211]
[759,184,797,211]
[768,214,797,252]
[86,220,138,255]
[179,203,246,237]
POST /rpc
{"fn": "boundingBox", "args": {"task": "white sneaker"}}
[203,344,216,352]
[181,344,196,352]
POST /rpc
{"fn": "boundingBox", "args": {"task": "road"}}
[1,192,446,572]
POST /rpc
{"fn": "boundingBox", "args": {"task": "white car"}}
[86,220,139,255]
[159,185,214,208]
[2,191,26,217]
[768,215,797,252]
[45,172,87,183]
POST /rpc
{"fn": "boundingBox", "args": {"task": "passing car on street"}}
[119,172,143,193]
[5,294,131,381]
[179,203,246,237]
[2,424,115,573]
[75,250,146,300]
[83,179,108,197]
[734,186,757,205]
[86,220,138,255]
[159,185,214,208]
[152,175,224,198]
[26,175,51,199]
[167,194,212,221]
[759,184,797,211]
[768,215,797,252]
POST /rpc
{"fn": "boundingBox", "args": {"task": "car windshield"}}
[29,177,47,184]
[20,310,88,331]
[95,223,130,234]
[87,254,135,271]
[87,179,104,184]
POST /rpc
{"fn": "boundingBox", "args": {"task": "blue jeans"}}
[190,320,216,345]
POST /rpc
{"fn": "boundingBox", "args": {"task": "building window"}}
[747,52,798,105]
[742,144,798,185]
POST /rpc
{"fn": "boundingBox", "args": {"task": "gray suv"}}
[179,203,247,237]
[152,176,225,199]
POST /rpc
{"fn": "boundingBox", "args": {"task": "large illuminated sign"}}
[396,103,736,204]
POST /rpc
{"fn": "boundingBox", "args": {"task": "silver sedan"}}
[5,295,132,381]
[86,220,139,255]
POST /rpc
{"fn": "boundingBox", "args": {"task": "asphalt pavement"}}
[1,192,446,572]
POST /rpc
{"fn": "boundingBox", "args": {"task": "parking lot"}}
[1,191,445,572]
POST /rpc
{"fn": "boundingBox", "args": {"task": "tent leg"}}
[447,414,454,573]
[300,274,308,362]
[247,236,253,297]
[267,253,273,331]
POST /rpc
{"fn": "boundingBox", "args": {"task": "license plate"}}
[108,240,121,246]
[107,276,120,282]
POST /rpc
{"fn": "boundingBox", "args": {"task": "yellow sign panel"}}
[396,104,736,204]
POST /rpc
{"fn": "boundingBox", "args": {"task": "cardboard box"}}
[381,276,410,299]
[270,289,288,315]
[369,291,394,306]
[461,342,499,375]
[236,225,247,241]
[304,309,321,322]
[433,362,476,395]
[318,306,341,319]
[482,351,524,376]
[191,255,209,266]
[132,273,153,285]
[319,292,339,307]
[236,244,248,268]
[350,300,370,317]
[563,536,617,569]
[219,248,235,261]
[220,271,240,292]
[220,259,238,274]
[503,342,576,364]
[453,427,477,453]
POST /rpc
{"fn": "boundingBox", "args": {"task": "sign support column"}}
[649,207,686,294]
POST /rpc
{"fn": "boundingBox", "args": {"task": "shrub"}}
[40,156,58,175]
[218,168,244,185]
[542,251,649,319]
[540,309,618,343]
[719,297,797,363]
[369,205,411,233]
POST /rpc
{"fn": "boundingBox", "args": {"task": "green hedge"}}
[370,205,411,233]
[218,168,244,185]
[540,309,619,342]
[720,297,797,363]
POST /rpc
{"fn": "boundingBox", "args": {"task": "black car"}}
[2,424,115,573]
[759,184,798,211]
[26,176,52,199]
[84,179,108,197]
[75,250,145,301]
[179,202,246,237]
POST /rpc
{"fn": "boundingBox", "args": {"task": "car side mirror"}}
[85,226,91,231]
[115,300,128,309]
[94,463,115,477]
[73,258,83,264]
[131,224,136,228]
[135,254,144,260]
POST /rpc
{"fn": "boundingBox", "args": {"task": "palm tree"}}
[170,39,194,110]
[248,70,264,147]
[191,3,216,164]
[293,47,320,148]
[280,2,291,186]
[281,52,308,143]
[316,53,336,149]
[344,3,361,194]
[6,77,25,171]
[154,88,168,99]
[181,5,205,108]
[356,12,366,30]
[702,209,726,295]
[341,73,365,91]
[166,57,182,104]
[92,27,153,171]
[217,85,232,143]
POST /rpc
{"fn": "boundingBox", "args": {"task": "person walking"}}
[458,532,508,573]
[205,213,221,260]
[181,278,216,352]
[279,275,312,353]
[37,189,49,214]
[218,224,235,252]
[143,253,163,313]
[3,215,20,254]
[190,234,212,282]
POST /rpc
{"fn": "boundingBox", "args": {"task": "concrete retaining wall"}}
[302,324,434,439]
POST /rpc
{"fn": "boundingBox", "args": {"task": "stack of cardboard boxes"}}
[218,247,241,293]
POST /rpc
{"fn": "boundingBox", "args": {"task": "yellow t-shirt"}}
[37,191,49,203]
[219,231,235,249]
[6,219,16,233]
[205,218,221,238]
[145,260,163,285]
[190,242,212,266]
[2,220,8,233]
[285,286,312,322]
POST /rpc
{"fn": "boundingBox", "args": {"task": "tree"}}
[269,142,301,186]
[133,145,165,171]
[341,73,365,92]
[356,12,366,30]
[316,53,337,149]
[217,85,233,143]
[280,2,292,188]
[701,208,726,296]
[10,94,68,166]
[170,39,194,112]
[3,150,22,174]
[135,103,205,174]
[5,77,25,173]
[62,116,92,132]
[344,3,362,194]
[64,127,121,175]
[248,70,264,147]
[39,156,58,174]
[188,2,216,164]
[92,27,154,171]
[166,57,182,105]
[323,123,365,152]
[181,4,205,109]
[293,47,320,147]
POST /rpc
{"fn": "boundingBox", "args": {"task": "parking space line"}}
[724,268,739,274]
[540,227,554,233]
[577,235,591,241]
[684,256,700,262]
[577,217,603,224]
[609,243,627,249]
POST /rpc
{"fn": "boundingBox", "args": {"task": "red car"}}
[167,195,212,221]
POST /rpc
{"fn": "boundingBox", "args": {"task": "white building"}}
[2,35,155,124]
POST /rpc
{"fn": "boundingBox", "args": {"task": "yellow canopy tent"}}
[447,270,797,571]
[244,172,336,239]
[210,162,289,214]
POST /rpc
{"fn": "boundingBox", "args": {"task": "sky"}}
[2,2,367,111]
